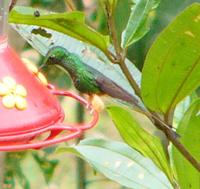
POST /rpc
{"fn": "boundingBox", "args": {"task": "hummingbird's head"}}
[40,46,71,72]
[45,46,69,65]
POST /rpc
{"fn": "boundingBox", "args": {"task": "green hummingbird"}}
[42,46,138,106]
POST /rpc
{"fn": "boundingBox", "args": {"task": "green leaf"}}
[4,152,30,189]
[108,0,118,7]
[107,105,174,184]
[32,153,59,184]
[101,0,118,12]
[15,166,30,189]
[172,100,200,189]
[3,171,15,189]
[173,97,191,127]
[10,21,144,108]
[142,3,200,114]
[114,0,131,41]
[9,6,109,53]
[121,0,160,48]
[57,138,173,189]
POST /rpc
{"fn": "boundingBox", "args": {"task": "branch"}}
[64,0,76,11]
[119,57,200,173]
[105,4,200,173]
[105,2,141,97]
[76,99,86,189]
[105,2,121,60]
[119,60,141,98]
[153,114,200,172]
[9,0,17,11]
[0,152,5,187]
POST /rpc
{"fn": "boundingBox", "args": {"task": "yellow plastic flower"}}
[0,76,27,110]
[22,58,48,86]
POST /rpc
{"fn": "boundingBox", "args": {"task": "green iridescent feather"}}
[43,46,138,105]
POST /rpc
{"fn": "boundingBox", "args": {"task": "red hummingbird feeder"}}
[0,0,99,151]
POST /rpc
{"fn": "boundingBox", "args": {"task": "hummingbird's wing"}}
[95,76,138,106]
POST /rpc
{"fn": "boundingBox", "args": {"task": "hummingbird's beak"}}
[38,63,47,72]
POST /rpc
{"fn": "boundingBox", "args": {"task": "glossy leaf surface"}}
[107,105,173,183]
[122,0,160,47]
[9,9,143,107]
[142,3,200,114]
[58,139,173,189]
[9,6,109,53]
[172,100,200,189]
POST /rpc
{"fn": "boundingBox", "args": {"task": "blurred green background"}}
[2,0,200,189]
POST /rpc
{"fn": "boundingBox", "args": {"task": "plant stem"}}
[71,1,87,188]
[0,152,6,187]
[105,4,200,173]
[164,108,175,126]
[76,155,86,189]
[9,0,17,11]
[106,1,141,98]
[105,2,121,60]
[64,0,76,11]
[120,53,200,173]
[119,60,141,98]
[76,99,86,189]
[153,114,200,172]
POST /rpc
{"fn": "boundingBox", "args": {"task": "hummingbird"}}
[42,46,138,107]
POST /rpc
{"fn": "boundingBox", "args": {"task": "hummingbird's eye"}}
[49,55,56,63]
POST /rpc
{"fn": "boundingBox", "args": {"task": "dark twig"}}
[65,0,76,11]
[0,152,6,187]
[76,100,86,189]
[9,0,17,11]
[105,2,200,173]
[74,2,87,189]
[153,115,200,172]
[105,2,141,98]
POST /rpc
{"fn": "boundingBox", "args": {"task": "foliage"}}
[6,1,200,189]
[122,0,160,48]
[107,105,173,183]
[142,3,200,114]
[9,7,110,53]
[3,152,58,188]
[172,100,200,189]
[57,138,173,189]
[3,152,29,189]
[9,11,143,106]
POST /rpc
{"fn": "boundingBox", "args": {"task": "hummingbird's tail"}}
[96,77,138,106]
[109,87,139,106]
